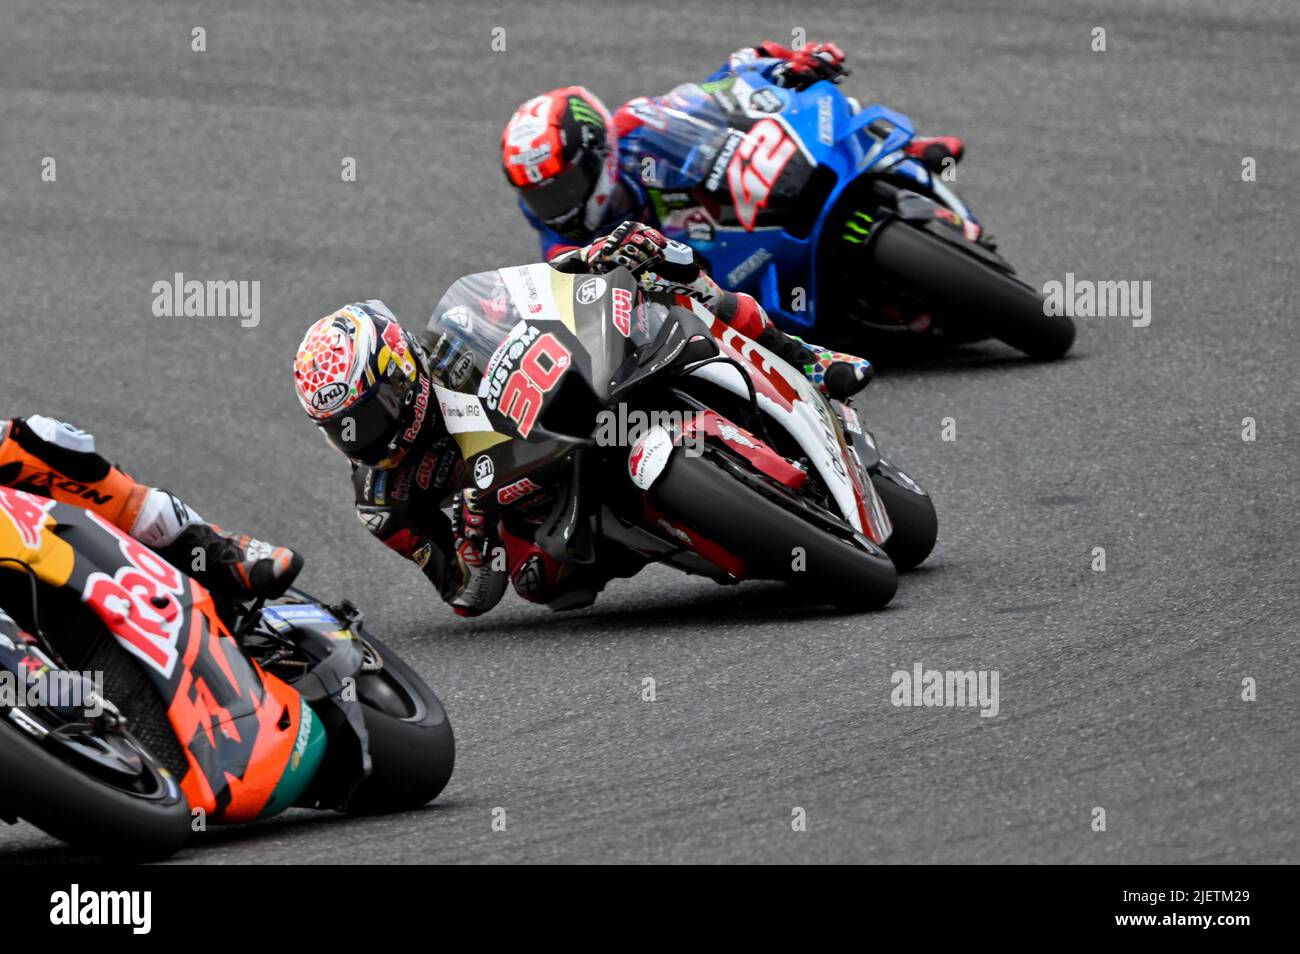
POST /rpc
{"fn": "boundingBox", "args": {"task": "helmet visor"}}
[318,378,407,465]
[519,158,596,227]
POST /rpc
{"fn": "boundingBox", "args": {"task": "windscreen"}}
[625,83,736,190]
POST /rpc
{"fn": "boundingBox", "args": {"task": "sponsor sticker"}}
[628,426,675,490]
[575,276,607,305]
[726,248,773,287]
[497,477,541,505]
[416,452,438,489]
[500,264,559,321]
[705,130,743,192]
[747,87,784,114]
[435,383,493,434]
[264,603,340,625]
[818,95,835,145]
[447,351,475,389]
[611,286,633,337]
[716,422,757,448]
[0,489,56,548]
[80,513,187,680]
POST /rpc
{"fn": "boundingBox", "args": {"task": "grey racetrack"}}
[1,0,1296,864]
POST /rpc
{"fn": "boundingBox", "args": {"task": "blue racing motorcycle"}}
[622,70,1075,359]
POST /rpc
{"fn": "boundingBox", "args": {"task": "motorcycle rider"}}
[292,221,871,618]
[0,415,302,599]
[501,40,967,260]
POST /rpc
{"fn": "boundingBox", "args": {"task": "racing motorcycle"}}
[623,70,1076,359]
[0,488,454,860]
[425,262,937,612]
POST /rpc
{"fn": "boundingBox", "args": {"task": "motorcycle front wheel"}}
[0,710,191,861]
[648,448,898,610]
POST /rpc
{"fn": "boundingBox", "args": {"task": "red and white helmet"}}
[501,86,619,235]
[292,301,431,469]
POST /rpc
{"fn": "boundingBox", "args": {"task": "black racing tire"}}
[871,469,938,571]
[867,219,1075,360]
[342,635,455,815]
[649,449,898,610]
[0,716,191,861]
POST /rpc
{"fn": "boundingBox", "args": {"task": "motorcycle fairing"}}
[0,487,320,822]
[675,410,807,491]
[675,305,892,544]
[425,265,665,495]
[626,78,819,229]
[625,67,977,333]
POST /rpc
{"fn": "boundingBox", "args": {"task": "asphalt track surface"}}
[1,0,1296,864]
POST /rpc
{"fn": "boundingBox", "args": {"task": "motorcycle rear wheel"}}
[341,634,455,815]
[865,220,1076,360]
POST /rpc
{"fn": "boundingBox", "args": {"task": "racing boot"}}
[162,524,303,600]
[904,135,966,174]
[132,488,302,599]
[756,326,873,401]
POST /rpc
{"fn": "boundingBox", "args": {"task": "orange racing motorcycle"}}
[0,487,453,860]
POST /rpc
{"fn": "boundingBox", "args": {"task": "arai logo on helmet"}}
[575,276,606,305]
[311,381,349,412]
[473,454,495,489]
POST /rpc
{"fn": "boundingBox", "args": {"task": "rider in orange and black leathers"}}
[0,415,301,599]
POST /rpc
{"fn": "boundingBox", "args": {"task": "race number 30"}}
[500,333,571,437]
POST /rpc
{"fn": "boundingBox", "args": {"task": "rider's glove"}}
[587,222,692,278]
[772,42,848,89]
[445,490,507,617]
[751,40,797,59]
[585,221,725,308]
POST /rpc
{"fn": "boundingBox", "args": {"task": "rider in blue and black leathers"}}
[501,41,966,261]
[499,41,950,404]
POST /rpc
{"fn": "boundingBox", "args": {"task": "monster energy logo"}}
[569,98,602,126]
[841,210,875,244]
[700,77,739,113]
